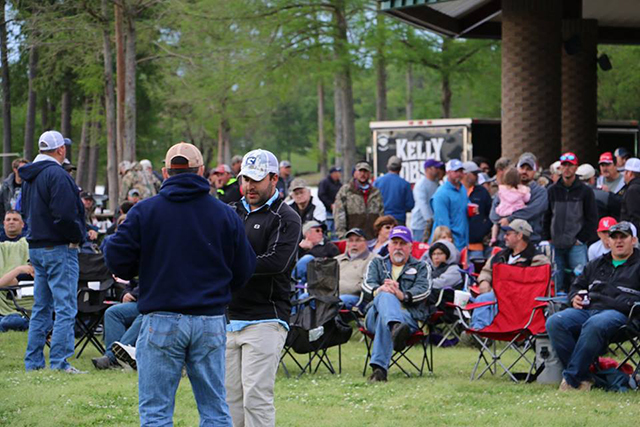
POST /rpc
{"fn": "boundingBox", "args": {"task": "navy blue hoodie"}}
[19,157,85,248]
[104,173,256,315]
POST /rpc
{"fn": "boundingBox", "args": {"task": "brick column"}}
[562,19,599,165]
[502,0,562,168]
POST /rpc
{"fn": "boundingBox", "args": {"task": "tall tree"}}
[0,0,12,177]
[24,43,38,160]
[102,0,119,211]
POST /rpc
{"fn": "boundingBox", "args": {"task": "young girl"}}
[491,167,531,245]
[431,225,454,244]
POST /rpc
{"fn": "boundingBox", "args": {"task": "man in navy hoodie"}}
[105,142,256,426]
[20,130,86,373]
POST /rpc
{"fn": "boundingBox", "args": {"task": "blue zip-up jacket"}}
[18,156,85,248]
[104,173,256,316]
[430,180,469,251]
[373,172,415,223]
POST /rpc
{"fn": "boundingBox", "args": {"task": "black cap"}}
[609,221,637,238]
[80,191,94,200]
[345,228,366,238]
[329,166,342,173]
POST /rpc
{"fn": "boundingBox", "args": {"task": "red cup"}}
[467,203,479,217]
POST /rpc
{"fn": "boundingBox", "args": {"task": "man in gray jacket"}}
[362,226,432,382]
[490,153,549,245]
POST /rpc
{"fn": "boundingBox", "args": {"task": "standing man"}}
[19,131,85,373]
[462,161,492,259]
[105,142,256,426]
[318,166,342,212]
[373,156,414,225]
[275,160,293,199]
[430,159,468,251]
[226,149,301,427]
[493,157,511,185]
[543,152,598,294]
[614,147,632,171]
[212,164,242,204]
[333,161,384,240]
[0,157,28,222]
[620,157,640,231]
[230,154,243,177]
[287,178,327,224]
[410,159,442,242]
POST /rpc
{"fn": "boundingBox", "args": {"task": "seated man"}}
[287,178,326,224]
[588,216,616,261]
[361,226,432,382]
[0,210,25,242]
[293,221,339,283]
[335,228,377,310]
[546,221,640,391]
[0,239,33,332]
[471,219,550,329]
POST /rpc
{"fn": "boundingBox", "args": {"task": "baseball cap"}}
[64,138,73,146]
[389,226,413,243]
[355,161,372,172]
[212,164,231,174]
[599,152,614,164]
[387,156,402,169]
[549,161,562,175]
[615,147,631,158]
[478,172,494,186]
[624,158,640,173]
[597,217,617,232]
[80,191,94,200]
[238,149,279,182]
[329,166,342,173]
[424,159,443,169]
[501,219,533,237]
[230,155,243,165]
[445,159,464,172]
[609,221,637,238]
[128,189,141,198]
[463,161,480,174]
[517,153,538,171]
[38,130,66,151]
[559,152,578,165]
[345,228,366,239]
[576,164,596,181]
[289,178,308,192]
[302,220,323,235]
[279,160,292,168]
[165,142,204,169]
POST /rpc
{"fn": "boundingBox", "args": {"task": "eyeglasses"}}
[382,225,393,230]
[560,154,576,162]
[311,228,323,233]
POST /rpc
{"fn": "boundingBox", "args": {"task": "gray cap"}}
[279,160,292,168]
[302,220,322,235]
[517,153,538,171]
[463,161,480,174]
[387,156,402,169]
[289,178,308,192]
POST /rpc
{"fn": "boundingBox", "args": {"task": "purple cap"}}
[389,226,413,243]
[424,159,444,169]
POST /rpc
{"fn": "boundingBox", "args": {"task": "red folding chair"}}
[411,241,429,260]
[454,263,552,382]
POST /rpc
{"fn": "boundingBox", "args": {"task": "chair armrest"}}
[628,302,640,320]
[463,301,496,310]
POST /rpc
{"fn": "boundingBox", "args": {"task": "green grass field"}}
[1,331,639,426]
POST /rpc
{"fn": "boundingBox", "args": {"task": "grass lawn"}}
[1,331,639,426]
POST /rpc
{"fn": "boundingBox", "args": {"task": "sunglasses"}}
[560,154,576,162]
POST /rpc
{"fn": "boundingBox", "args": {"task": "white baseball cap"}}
[239,149,279,181]
[462,161,480,174]
[625,158,640,173]
[38,131,66,151]
[445,159,464,172]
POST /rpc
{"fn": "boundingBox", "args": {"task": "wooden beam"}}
[599,26,640,45]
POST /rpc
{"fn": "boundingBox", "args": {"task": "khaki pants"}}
[225,322,287,427]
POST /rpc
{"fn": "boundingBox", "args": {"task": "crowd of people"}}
[2,129,640,425]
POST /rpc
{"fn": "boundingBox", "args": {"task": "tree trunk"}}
[441,72,452,118]
[115,1,126,165]
[317,80,327,176]
[333,75,344,172]
[0,0,12,177]
[124,11,137,162]
[87,114,101,193]
[75,98,92,189]
[24,45,38,161]
[406,64,414,120]
[374,14,387,122]
[61,89,72,160]
[40,98,48,130]
[217,114,230,166]
[103,0,119,211]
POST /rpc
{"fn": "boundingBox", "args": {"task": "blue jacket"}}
[19,156,85,248]
[373,173,415,223]
[467,184,492,244]
[430,180,469,251]
[104,173,256,316]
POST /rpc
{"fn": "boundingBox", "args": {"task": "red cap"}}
[212,164,231,174]
[559,152,578,165]
[598,152,614,164]
[597,216,617,232]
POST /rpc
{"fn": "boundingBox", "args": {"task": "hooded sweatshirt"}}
[18,155,85,248]
[422,239,463,290]
[104,173,256,315]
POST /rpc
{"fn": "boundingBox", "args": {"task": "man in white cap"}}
[430,159,469,251]
[105,142,256,425]
[226,149,301,427]
[621,157,640,231]
[19,130,86,374]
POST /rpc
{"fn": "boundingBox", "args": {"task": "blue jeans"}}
[25,245,79,371]
[0,313,30,332]
[469,291,497,330]
[365,292,418,371]
[340,294,361,310]
[292,254,315,283]
[137,312,231,427]
[546,308,627,388]
[104,302,142,362]
[553,243,587,294]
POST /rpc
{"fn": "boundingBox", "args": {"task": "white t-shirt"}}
[588,240,610,261]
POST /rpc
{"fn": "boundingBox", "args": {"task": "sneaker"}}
[112,341,137,370]
[64,366,87,374]
[368,366,387,383]
[91,355,120,370]
[391,322,411,352]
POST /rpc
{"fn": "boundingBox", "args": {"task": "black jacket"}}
[467,184,492,244]
[229,196,302,323]
[621,177,640,231]
[318,175,342,211]
[542,178,598,248]
[570,249,640,316]
[0,172,19,222]
[217,179,242,204]
[299,238,340,259]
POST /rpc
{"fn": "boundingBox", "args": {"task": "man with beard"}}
[361,226,432,382]
[335,228,378,310]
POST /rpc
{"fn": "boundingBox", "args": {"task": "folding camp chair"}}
[429,270,475,348]
[608,303,640,378]
[281,257,352,377]
[455,263,552,382]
